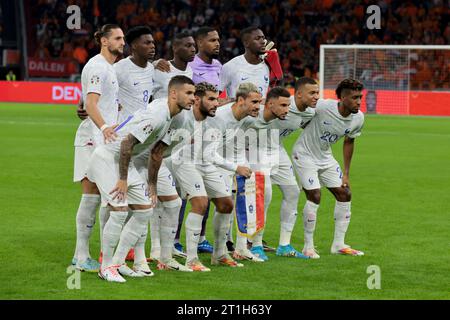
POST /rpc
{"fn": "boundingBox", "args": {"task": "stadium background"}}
[0,0,449,300]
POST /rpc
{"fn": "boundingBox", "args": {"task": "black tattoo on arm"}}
[119,134,140,180]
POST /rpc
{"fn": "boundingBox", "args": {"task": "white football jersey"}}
[219,55,270,98]
[292,99,364,166]
[103,98,173,158]
[78,54,119,145]
[114,57,155,122]
[163,108,237,172]
[152,62,193,99]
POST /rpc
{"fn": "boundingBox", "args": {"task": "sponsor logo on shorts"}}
[195,183,201,191]
[323,121,332,125]
[308,177,314,185]
[345,128,351,134]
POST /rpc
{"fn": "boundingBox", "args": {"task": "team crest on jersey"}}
[142,124,154,135]
[90,75,100,85]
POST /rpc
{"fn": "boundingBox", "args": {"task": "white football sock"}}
[160,198,182,263]
[213,212,231,258]
[252,231,264,248]
[227,211,234,242]
[278,185,300,246]
[149,202,162,258]
[98,205,110,248]
[332,201,351,249]
[101,211,127,268]
[185,212,203,262]
[112,209,152,266]
[303,200,319,250]
[235,233,248,251]
[134,209,151,264]
[74,194,100,263]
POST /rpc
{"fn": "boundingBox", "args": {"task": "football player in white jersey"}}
[87,75,195,282]
[219,27,270,99]
[268,77,319,259]
[240,87,311,261]
[291,78,365,258]
[148,32,196,259]
[160,82,252,271]
[115,26,156,123]
[71,24,124,273]
[206,83,268,263]
[152,32,195,99]
[114,26,176,275]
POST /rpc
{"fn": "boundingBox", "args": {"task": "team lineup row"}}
[71,24,365,283]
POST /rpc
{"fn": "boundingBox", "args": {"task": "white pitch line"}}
[1,120,449,137]
[0,120,77,127]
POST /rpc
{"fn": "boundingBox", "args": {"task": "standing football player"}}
[87,75,195,282]
[71,24,124,272]
[291,78,365,258]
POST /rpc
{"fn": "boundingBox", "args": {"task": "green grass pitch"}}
[0,102,449,300]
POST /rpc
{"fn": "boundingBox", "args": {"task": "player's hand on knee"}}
[102,126,117,143]
[342,175,350,189]
[110,179,128,202]
[236,166,252,178]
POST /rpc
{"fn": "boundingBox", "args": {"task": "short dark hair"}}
[240,26,261,42]
[168,75,195,89]
[266,87,291,101]
[125,26,152,46]
[294,76,318,92]
[194,27,216,41]
[173,32,192,44]
[195,82,218,97]
[335,78,364,99]
[94,24,121,46]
